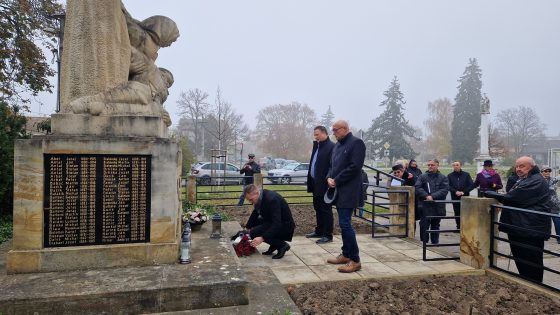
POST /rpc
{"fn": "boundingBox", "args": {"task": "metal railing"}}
[489,204,560,292]
[421,199,461,261]
[363,165,404,186]
[194,175,247,206]
[262,175,312,205]
[360,187,410,238]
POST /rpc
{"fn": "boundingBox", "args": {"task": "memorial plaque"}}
[44,154,151,247]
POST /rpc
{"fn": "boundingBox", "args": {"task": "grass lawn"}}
[0,215,12,244]
[185,184,313,206]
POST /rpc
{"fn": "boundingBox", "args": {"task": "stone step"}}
[0,225,249,314]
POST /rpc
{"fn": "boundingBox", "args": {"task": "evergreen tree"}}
[0,101,28,217]
[366,77,418,161]
[451,58,483,163]
[320,106,335,128]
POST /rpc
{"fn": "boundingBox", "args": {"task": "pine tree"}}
[320,106,335,128]
[366,77,418,161]
[451,58,483,164]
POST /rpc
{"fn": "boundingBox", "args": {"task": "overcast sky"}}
[31,0,560,136]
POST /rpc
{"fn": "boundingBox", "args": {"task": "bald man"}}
[326,120,366,273]
[484,156,552,283]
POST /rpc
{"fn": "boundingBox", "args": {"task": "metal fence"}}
[421,200,461,261]
[359,187,410,238]
[489,204,560,292]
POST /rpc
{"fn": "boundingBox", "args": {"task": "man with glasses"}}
[325,120,366,273]
[415,159,449,244]
[238,153,261,206]
[306,126,335,244]
[484,157,551,282]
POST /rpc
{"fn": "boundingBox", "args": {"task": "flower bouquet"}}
[182,209,209,231]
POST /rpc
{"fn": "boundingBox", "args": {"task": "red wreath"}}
[233,234,256,257]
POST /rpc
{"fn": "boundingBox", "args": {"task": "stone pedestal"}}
[7,134,181,274]
[51,114,168,138]
[388,186,414,236]
[459,196,496,269]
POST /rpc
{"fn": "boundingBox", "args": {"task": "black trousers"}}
[313,191,333,238]
[419,216,441,244]
[250,225,288,250]
[451,200,461,229]
[508,234,545,283]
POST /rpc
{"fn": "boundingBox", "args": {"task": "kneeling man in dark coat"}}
[243,184,296,259]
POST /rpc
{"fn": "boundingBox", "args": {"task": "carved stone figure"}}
[61,0,179,127]
[481,94,490,114]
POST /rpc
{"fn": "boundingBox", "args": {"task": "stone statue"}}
[62,0,179,127]
[481,94,490,114]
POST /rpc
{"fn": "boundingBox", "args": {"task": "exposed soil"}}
[288,275,560,315]
[217,205,376,236]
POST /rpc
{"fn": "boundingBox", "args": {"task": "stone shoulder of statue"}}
[481,97,490,114]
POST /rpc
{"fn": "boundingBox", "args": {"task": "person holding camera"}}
[238,153,261,206]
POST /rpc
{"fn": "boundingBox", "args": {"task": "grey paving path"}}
[242,234,482,285]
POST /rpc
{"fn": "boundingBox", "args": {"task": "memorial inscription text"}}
[44,154,151,247]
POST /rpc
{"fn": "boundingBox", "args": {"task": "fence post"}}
[254,173,263,189]
[404,186,416,239]
[459,196,494,269]
[187,175,197,204]
[389,186,413,236]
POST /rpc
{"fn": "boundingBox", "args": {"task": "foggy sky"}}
[31,0,560,136]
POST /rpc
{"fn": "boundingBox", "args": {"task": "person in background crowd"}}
[473,159,502,197]
[326,120,366,273]
[415,159,449,244]
[387,164,415,187]
[358,169,370,217]
[541,166,560,244]
[238,153,261,206]
[306,125,335,244]
[447,161,474,229]
[505,165,519,192]
[406,159,423,184]
[244,184,296,259]
[484,156,551,283]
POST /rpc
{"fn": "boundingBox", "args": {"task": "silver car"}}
[191,162,242,185]
[267,162,309,184]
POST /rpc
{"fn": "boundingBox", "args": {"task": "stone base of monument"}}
[0,222,250,314]
[51,114,169,138]
[7,135,181,274]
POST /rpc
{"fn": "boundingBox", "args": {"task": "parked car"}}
[267,162,309,184]
[258,157,275,171]
[274,158,286,169]
[191,162,242,185]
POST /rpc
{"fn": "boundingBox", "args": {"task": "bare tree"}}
[176,88,210,157]
[423,98,453,160]
[204,87,249,156]
[488,123,507,158]
[256,102,317,161]
[496,106,546,156]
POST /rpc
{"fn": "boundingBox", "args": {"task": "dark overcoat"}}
[246,189,296,242]
[327,132,366,208]
[447,170,474,200]
[307,138,335,196]
[415,171,449,216]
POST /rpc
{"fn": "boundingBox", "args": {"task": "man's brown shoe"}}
[338,260,361,273]
[327,254,350,265]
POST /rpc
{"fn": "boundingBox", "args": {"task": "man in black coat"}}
[238,153,261,206]
[484,156,552,282]
[325,120,366,273]
[244,184,296,259]
[306,125,335,244]
[415,159,449,244]
[447,161,473,229]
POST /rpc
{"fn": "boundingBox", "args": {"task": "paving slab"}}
[271,265,322,284]
[363,249,416,262]
[309,265,362,281]
[396,248,446,260]
[356,262,399,277]
[419,260,479,273]
[384,260,439,275]
[293,252,336,266]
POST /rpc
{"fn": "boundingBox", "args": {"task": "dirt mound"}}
[288,275,560,315]
[217,205,377,236]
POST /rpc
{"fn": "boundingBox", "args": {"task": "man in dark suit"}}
[447,160,473,229]
[326,120,366,273]
[306,125,335,244]
[244,184,296,259]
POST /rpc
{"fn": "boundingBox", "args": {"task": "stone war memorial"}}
[7,0,182,274]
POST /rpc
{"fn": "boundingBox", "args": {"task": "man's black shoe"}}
[272,244,290,259]
[305,232,321,238]
[262,246,276,255]
[316,237,333,244]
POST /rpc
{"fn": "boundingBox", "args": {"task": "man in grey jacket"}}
[415,159,449,244]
